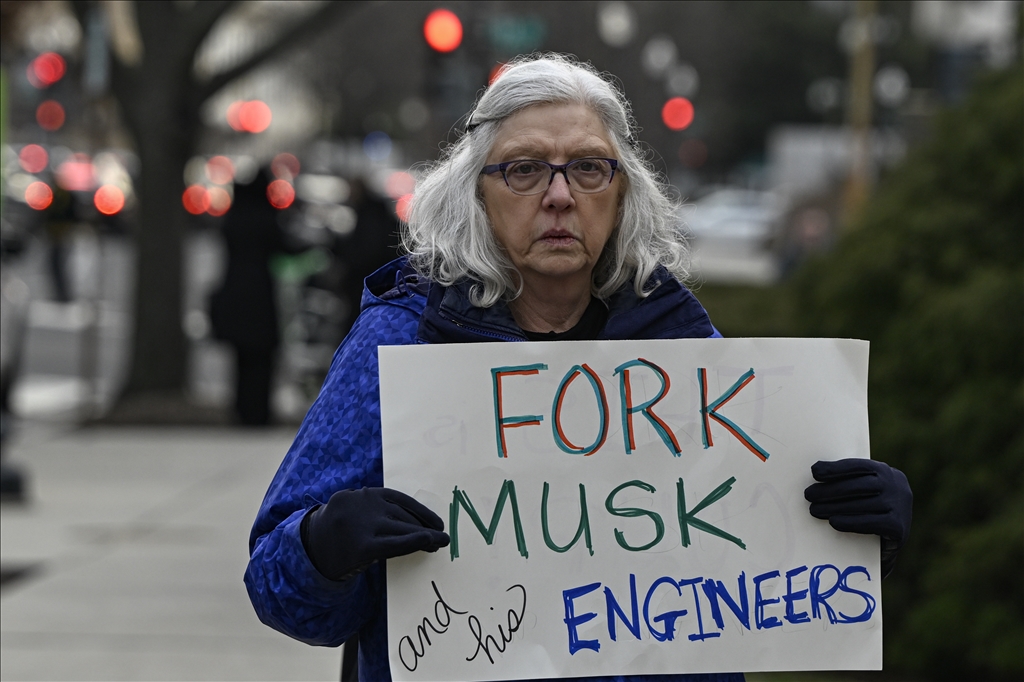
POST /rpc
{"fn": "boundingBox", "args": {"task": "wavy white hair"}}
[403,54,688,307]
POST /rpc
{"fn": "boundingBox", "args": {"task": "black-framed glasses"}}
[480,158,619,196]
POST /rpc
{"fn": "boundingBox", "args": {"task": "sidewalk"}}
[0,424,340,681]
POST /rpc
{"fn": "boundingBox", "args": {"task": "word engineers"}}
[563,565,876,654]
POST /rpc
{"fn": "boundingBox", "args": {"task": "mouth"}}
[538,229,577,246]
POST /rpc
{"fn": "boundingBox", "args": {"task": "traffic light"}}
[423,8,480,132]
[27,52,66,88]
[36,100,66,131]
[226,100,272,133]
[94,185,125,215]
[662,97,694,131]
[424,9,463,53]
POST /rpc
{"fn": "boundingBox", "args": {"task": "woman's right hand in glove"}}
[301,487,450,581]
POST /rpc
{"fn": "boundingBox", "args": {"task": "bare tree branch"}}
[194,0,367,105]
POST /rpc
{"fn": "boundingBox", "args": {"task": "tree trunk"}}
[89,0,361,417]
[126,133,190,394]
[114,1,205,399]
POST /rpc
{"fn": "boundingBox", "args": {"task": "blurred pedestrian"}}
[337,177,400,336]
[1,221,30,500]
[43,186,76,302]
[209,169,290,426]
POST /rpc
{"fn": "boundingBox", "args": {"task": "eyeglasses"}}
[480,158,619,196]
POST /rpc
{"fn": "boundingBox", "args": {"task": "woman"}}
[245,55,911,682]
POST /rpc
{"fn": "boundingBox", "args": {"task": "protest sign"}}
[380,338,880,681]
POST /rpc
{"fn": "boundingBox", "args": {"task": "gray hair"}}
[403,54,688,307]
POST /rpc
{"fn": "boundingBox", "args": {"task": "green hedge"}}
[701,65,1023,680]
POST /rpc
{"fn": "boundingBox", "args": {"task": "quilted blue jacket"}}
[245,257,738,682]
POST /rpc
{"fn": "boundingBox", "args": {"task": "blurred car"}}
[682,187,786,246]
[680,187,787,284]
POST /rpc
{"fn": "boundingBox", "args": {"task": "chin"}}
[529,261,592,282]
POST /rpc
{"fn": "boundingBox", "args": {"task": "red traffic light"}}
[25,182,54,210]
[226,100,272,133]
[19,144,49,173]
[27,52,66,88]
[94,185,126,215]
[182,185,210,215]
[239,100,272,133]
[36,100,66,131]
[424,9,462,52]
[267,179,295,209]
[662,97,694,131]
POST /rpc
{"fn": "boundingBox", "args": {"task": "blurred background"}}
[0,1,1020,680]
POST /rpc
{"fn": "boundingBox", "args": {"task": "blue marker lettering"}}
[753,570,782,629]
[562,582,602,654]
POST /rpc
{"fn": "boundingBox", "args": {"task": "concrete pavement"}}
[0,424,340,681]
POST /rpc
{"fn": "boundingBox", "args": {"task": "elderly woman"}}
[245,56,911,682]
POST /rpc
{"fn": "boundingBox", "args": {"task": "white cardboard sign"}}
[380,338,881,681]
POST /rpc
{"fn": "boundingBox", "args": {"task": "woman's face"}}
[481,103,622,295]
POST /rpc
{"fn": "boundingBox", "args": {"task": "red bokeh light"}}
[395,194,413,222]
[385,171,416,200]
[19,144,49,173]
[488,63,507,85]
[238,100,272,133]
[206,155,235,185]
[226,101,244,131]
[27,52,66,88]
[36,100,66,131]
[25,181,54,210]
[424,9,462,52]
[678,138,708,169]
[266,179,295,209]
[207,187,232,216]
[182,185,210,215]
[271,152,300,180]
[94,185,125,215]
[662,97,695,131]
[56,154,96,191]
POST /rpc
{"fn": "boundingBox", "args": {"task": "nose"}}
[542,169,575,211]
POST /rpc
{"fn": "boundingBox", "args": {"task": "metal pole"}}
[843,0,878,225]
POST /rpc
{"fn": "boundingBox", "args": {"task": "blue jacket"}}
[245,258,738,682]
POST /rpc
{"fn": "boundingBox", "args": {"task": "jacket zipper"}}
[437,309,525,342]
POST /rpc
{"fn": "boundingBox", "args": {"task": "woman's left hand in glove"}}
[804,458,912,577]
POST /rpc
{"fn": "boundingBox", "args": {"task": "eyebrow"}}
[495,144,614,160]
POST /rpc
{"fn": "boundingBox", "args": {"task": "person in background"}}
[210,169,289,426]
[336,177,401,338]
[43,186,76,302]
[245,55,913,681]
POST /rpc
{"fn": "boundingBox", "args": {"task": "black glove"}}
[804,458,912,577]
[301,487,450,581]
